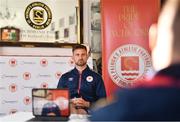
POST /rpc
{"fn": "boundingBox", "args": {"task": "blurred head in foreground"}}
[89,0,180,121]
[149,0,180,71]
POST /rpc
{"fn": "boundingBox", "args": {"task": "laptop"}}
[27,88,70,121]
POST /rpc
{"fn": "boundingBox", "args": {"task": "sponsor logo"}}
[55,72,62,79]
[9,58,17,67]
[68,77,73,81]
[40,58,48,67]
[37,74,51,78]
[2,100,18,104]
[86,76,93,82]
[0,61,6,64]
[108,44,152,87]
[0,113,6,116]
[25,2,52,29]
[1,74,18,79]
[23,72,31,80]
[40,82,48,88]
[0,86,6,90]
[21,85,35,90]
[53,61,66,65]
[9,109,18,114]
[9,83,17,92]
[20,61,36,65]
[23,96,31,105]
[68,58,74,67]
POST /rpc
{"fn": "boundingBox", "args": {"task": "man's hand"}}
[47,112,56,116]
[71,97,90,108]
[70,98,90,114]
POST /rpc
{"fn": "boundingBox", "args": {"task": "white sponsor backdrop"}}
[0,55,92,115]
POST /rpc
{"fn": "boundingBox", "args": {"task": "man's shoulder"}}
[61,69,74,76]
[43,102,51,108]
[87,67,101,77]
[117,87,180,101]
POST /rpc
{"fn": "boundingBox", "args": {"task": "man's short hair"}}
[72,44,87,52]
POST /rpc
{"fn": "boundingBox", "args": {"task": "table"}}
[0,112,90,122]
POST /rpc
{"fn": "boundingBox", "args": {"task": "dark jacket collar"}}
[72,65,90,75]
[156,64,180,80]
[131,64,180,88]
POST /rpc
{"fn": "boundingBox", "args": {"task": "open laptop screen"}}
[32,88,70,117]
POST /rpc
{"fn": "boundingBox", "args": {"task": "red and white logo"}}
[40,58,48,67]
[23,96,31,105]
[121,56,139,81]
[23,72,31,80]
[108,44,152,87]
[68,57,74,67]
[9,83,17,92]
[9,58,17,67]
[86,76,93,82]
[9,109,17,114]
[40,82,48,88]
[55,71,62,79]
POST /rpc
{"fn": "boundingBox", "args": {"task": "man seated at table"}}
[57,44,106,114]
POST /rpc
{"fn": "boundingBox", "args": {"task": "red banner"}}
[101,0,160,96]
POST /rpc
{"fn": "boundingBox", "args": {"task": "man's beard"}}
[75,60,86,67]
